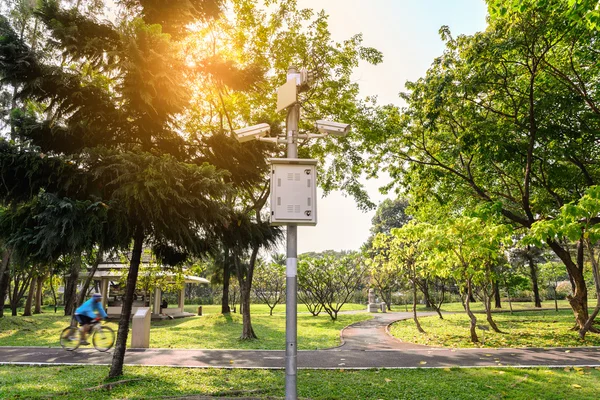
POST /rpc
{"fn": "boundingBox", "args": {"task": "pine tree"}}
[0,0,229,377]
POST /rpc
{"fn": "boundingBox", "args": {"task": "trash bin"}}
[197,306,203,316]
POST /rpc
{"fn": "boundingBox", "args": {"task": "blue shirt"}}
[75,298,108,319]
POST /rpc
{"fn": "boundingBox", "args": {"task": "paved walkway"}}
[339,311,435,350]
[1,311,599,369]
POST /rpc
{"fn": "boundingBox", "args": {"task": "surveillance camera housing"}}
[234,123,271,143]
[315,120,351,136]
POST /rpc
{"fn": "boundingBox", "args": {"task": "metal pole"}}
[285,67,299,400]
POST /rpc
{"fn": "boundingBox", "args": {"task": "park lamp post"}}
[233,66,350,400]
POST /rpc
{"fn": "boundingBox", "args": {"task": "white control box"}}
[269,158,317,226]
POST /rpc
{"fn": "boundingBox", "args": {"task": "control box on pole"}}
[269,158,318,226]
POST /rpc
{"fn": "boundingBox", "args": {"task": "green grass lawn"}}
[150,310,369,350]
[183,302,368,314]
[0,365,598,399]
[389,310,600,348]
[432,299,595,313]
[0,304,370,350]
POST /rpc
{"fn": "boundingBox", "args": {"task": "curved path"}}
[338,311,435,350]
[1,311,599,369]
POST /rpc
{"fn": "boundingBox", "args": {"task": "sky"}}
[290,0,489,254]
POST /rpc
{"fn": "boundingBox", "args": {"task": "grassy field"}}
[434,299,596,313]
[389,310,600,348]
[4,302,600,350]
[0,304,370,350]
[386,299,596,313]
[183,303,368,314]
[0,364,598,399]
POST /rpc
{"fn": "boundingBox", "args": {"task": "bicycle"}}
[59,318,115,352]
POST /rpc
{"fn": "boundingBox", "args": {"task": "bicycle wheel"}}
[60,326,81,351]
[92,325,115,352]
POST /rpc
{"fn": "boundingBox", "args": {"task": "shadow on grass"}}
[3,364,600,400]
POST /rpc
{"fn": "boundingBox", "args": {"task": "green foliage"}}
[0,193,130,262]
[345,0,600,328]
[184,0,384,209]
[90,148,230,253]
[121,0,223,39]
[488,0,600,30]
[0,0,231,260]
[252,259,285,315]
[364,197,411,250]
[0,0,231,379]
[418,217,511,286]
[528,186,600,245]
[298,252,368,320]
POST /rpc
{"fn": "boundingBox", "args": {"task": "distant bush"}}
[555,281,572,300]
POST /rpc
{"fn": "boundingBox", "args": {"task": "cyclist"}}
[74,293,107,345]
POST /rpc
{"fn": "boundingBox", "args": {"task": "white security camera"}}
[234,123,271,143]
[315,120,351,136]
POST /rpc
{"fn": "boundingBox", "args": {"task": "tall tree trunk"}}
[412,278,425,333]
[109,227,144,379]
[76,249,103,307]
[527,250,542,308]
[553,282,558,312]
[10,270,32,317]
[23,278,35,316]
[0,252,11,318]
[11,281,18,316]
[436,284,446,319]
[465,279,479,343]
[240,282,256,339]
[431,299,443,319]
[49,270,58,313]
[236,245,259,340]
[421,280,433,308]
[494,281,502,309]
[63,255,81,316]
[548,240,589,329]
[221,248,231,314]
[418,279,443,318]
[34,274,46,314]
[483,287,501,333]
[0,271,8,318]
[579,239,600,338]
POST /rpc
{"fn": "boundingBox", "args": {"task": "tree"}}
[351,0,600,331]
[0,0,230,379]
[365,197,412,311]
[6,257,32,316]
[252,259,285,316]
[527,185,600,338]
[424,216,510,342]
[364,197,411,250]
[210,208,281,339]
[539,261,567,312]
[368,256,400,312]
[375,223,427,332]
[506,244,546,308]
[0,245,11,317]
[298,253,367,321]
[297,283,323,317]
[182,0,383,337]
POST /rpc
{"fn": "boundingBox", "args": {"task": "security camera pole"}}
[235,66,349,400]
[284,66,299,400]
